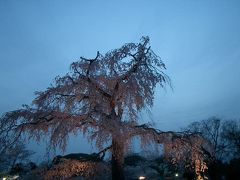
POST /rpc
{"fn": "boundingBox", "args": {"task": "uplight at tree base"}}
[138,176,146,180]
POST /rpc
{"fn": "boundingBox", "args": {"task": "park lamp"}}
[138,176,146,180]
[2,174,19,180]
[13,175,19,179]
[175,173,179,177]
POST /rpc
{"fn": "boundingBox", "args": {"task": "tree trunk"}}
[112,138,125,180]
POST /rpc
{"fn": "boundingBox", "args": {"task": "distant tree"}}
[221,120,240,159]
[0,113,21,158]
[185,117,227,161]
[185,117,240,163]
[0,140,34,172]
[0,117,34,172]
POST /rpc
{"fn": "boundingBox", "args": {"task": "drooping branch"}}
[131,123,196,142]
[1,107,101,151]
[128,123,211,179]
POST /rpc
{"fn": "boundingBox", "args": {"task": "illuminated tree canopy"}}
[1,37,210,180]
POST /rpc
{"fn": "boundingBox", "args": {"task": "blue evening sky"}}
[1,0,240,161]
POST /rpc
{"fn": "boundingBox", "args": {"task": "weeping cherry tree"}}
[0,37,209,179]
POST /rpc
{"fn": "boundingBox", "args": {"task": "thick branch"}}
[132,123,204,144]
[97,145,112,160]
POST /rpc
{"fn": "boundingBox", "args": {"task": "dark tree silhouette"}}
[0,116,34,172]
[221,120,240,159]
[185,117,227,160]
[1,37,171,179]
[185,117,240,162]
[0,140,34,172]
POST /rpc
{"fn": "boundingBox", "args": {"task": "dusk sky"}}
[1,0,240,161]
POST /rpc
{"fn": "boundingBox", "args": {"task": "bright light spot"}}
[2,178,6,180]
[13,175,19,179]
[175,173,179,177]
[139,176,146,180]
